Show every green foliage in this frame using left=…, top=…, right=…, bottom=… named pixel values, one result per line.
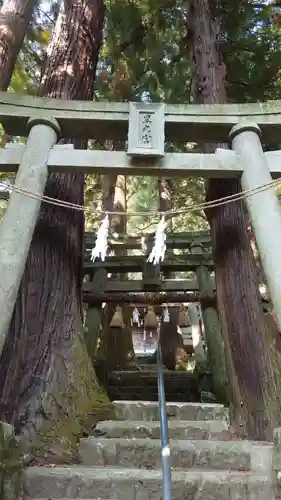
left=223, top=2, right=281, bottom=103
left=4, top=0, right=281, bottom=235
left=90, top=0, right=281, bottom=235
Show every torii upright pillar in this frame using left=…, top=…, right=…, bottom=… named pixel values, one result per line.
left=0, top=116, right=60, bottom=355
left=229, top=122, right=281, bottom=331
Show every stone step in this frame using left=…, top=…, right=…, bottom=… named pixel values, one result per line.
left=139, top=363, right=157, bottom=368
left=79, top=437, right=272, bottom=473
left=108, top=389, right=197, bottom=402
left=24, top=466, right=274, bottom=500
left=113, top=400, right=229, bottom=421
left=108, top=372, right=199, bottom=402
left=93, top=419, right=230, bottom=440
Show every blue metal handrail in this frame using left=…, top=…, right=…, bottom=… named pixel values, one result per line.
left=156, top=338, right=172, bottom=500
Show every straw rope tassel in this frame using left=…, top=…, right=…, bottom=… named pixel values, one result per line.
left=132, top=307, right=140, bottom=326
left=91, top=214, right=109, bottom=262
left=147, top=216, right=167, bottom=265
left=144, top=305, right=158, bottom=329
left=163, top=306, right=170, bottom=323
left=178, top=305, right=190, bottom=327
left=110, top=305, right=125, bottom=328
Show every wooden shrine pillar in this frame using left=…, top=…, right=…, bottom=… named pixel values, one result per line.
left=190, top=243, right=228, bottom=402
left=0, top=116, right=60, bottom=354
left=83, top=270, right=107, bottom=365
left=230, top=123, right=281, bottom=331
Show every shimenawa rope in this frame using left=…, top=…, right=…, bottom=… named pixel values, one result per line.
left=0, top=176, right=281, bottom=218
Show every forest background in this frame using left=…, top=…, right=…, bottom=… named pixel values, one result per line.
left=3, top=0, right=281, bottom=233
left=0, top=0, right=281, bottom=460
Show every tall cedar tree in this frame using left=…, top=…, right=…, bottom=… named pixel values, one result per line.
left=0, top=0, right=36, bottom=90
left=0, top=0, right=114, bottom=461
left=186, top=0, right=281, bottom=440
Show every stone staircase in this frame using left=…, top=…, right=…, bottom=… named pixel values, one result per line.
left=24, top=400, right=275, bottom=500
left=106, top=369, right=199, bottom=402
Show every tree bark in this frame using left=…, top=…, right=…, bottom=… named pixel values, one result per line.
left=0, top=0, right=36, bottom=90
left=83, top=174, right=117, bottom=368
left=103, top=173, right=136, bottom=371
left=186, top=0, right=281, bottom=440
left=0, top=0, right=115, bottom=463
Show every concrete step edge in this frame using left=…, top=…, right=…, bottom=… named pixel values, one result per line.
left=24, top=465, right=272, bottom=480
left=113, top=400, right=226, bottom=407
left=93, top=419, right=230, bottom=438
left=95, top=419, right=229, bottom=427
left=80, top=436, right=273, bottom=450
left=24, top=467, right=274, bottom=500
left=79, top=438, right=273, bottom=474
left=113, top=401, right=229, bottom=422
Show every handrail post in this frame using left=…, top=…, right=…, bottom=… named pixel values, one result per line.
left=156, top=322, right=172, bottom=500
left=190, top=243, right=228, bottom=402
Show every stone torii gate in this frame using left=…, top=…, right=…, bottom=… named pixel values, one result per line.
left=0, top=93, right=281, bottom=358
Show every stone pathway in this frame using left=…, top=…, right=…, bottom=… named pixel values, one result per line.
left=24, top=401, right=275, bottom=499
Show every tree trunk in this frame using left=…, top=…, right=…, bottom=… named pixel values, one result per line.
left=186, top=0, right=281, bottom=440
left=104, top=174, right=136, bottom=371
left=0, top=0, right=36, bottom=90
left=0, top=0, right=115, bottom=463
left=83, top=174, right=117, bottom=369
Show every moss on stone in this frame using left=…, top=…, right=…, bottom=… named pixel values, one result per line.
left=0, top=424, right=23, bottom=500
left=23, top=327, right=115, bottom=465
